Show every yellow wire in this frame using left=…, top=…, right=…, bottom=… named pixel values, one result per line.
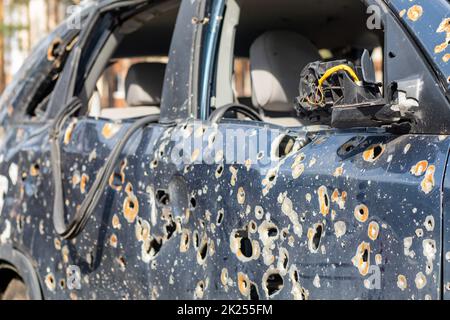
left=318, top=64, right=360, bottom=87
left=303, top=64, right=360, bottom=107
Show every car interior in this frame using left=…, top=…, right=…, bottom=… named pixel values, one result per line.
left=216, top=0, right=384, bottom=127
left=87, top=2, right=179, bottom=120
left=87, top=0, right=384, bottom=128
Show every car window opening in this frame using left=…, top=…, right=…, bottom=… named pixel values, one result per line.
left=215, top=0, right=385, bottom=128
left=85, top=4, right=180, bottom=121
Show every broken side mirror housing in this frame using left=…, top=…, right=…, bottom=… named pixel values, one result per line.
left=295, top=49, right=417, bottom=131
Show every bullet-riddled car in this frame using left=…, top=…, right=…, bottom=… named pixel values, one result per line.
left=0, top=0, right=450, bottom=300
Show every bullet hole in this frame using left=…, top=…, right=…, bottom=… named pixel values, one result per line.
left=156, top=190, right=170, bottom=206
left=258, top=221, right=279, bottom=245
left=194, top=280, right=205, bottom=299
left=318, top=186, right=329, bottom=216
left=407, top=5, right=423, bottom=22
left=221, top=268, right=229, bottom=289
left=388, top=51, right=396, bottom=58
left=45, top=273, right=56, bottom=291
left=150, top=159, right=158, bottom=169
left=231, top=228, right=260, bottom=262
left=80, top=173, right=89, bottom=194
left=372, top=145, right=383, bottom=158
left=47, top=38, right=62, bottom=61
left=135, top=218, right=150, bottom=242
left=248, top=220, right=257, bottom=233
left=415, top=272, right=427, bottom=289
left=281, top=252, right=289, bottom=269
left=421, top=165, right=436, bottom=194
left=354, top=204, right=369, bottom=223
left=424, top=215, right=435, bottom=232
left=190, top=196, right=197, bottom=209
left=410, top=160, right=428, bottom=176
left=268, top=226, right=278, bottom=237
left=237, top=187, right=246, bottom=205
left=123, top=194, right=139, bottom=223
left=309, top=223, right=323, bottom=252
left=209, top=132, right=217, bottom=145
left=180, top=230, right=190, bottom=253
left=397, top=274, right=407, bottom=291
left=193, top=231, right=200, bottom=250
left=338, top=136, right=365, bottom=156
left=291, top=269, right=299, bottom=283
left=331, top=189, right=347, bottom=210
left=352, top=242, right=371, bottom=276
left=216, top=209, right=224, bottom=225
left=363, top=144, right=385, bottom=162
left=109, top=160, right=126, bottom=191
left=30, top=163, right=40, bottom=177
left=143, top=237, right=162, bottom=260
left=59, top=279, right=66, bottom=289
left=263, top=271, right=284, bottom=298
left=362, top=247, right=368, bottom=263
left=238, top=272, right=251, bottom=297
left=240, top=237, right=253, bottom=258
left=255, top=206, right=264, bottom=220
left=165, top=219, right=177, bottom=240
left=249, top=283, right=260, bottom=300
left=197, top=237, right=209, bottom=264
left=64, top=120, right=77, bottom=145
left=110, top=234, right=118, bottom=248
left=125, top=182, right=133, bottom=195
left=117, top=256, right=127, bottom=271
left=215, top=165, right=224, bottom=178
left=368, top=221, right=379, bottom=241
left=272, top=134, right=295, bottom=159
left=112, top=214, right=122, bottom=230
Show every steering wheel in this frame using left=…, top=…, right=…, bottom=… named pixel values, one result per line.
left=208, top=103, right=263, bottom=123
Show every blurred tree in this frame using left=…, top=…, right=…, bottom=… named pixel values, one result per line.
left=0, top=0, right=82, bottom=92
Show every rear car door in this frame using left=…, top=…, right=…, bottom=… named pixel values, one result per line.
left=44, top=0, right=208, bottom=300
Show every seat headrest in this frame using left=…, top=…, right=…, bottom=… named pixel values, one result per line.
left=125, top=62, right=166, bottom=107
left=250, top=31, right=320, bottom=112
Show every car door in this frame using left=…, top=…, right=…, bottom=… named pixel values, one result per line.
left=161, top=0, right=449, bottom=300
left=41, top=0, right=209, bottom=300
